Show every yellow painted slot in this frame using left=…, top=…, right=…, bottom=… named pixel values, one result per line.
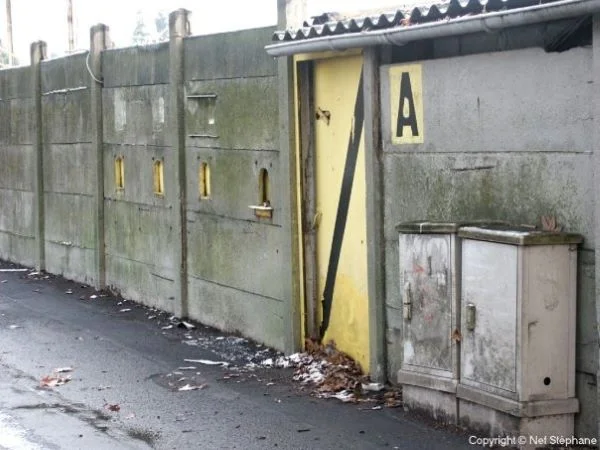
left=153, top=159, right=164, bottom=196
left=114, top=156, right=124, bottom=190
left=199, top=161, right=211, bottom=199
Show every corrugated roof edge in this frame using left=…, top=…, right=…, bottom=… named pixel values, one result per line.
left=267, top=0, right=599, bottom=56
left=273, top=0, right=568, bottom=42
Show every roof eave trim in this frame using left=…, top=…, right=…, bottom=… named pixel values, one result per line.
left=265, top=0, right=600, bottom=57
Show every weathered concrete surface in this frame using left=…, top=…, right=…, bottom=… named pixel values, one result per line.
left=184, top=27, right=276, bottom=80
left=186, top=149, right=281, bottom=223
left=103, top=86, right=169, bottom=147
left=40, top=52, right=90, bottom=92
left=187, top=213, right=283, bottom=301
left=0, top=66, right=31, bottom=99
left=187, top=276, right=285, bottom=350
left=381, top=46, right=596, bottom=435
left=0, top=99, right=34, bottom=144
left=40, top=54, right=94, bottom=283
left=383, top=48, right=592, bottom=155
left=0, top=25, right=284, bottom=360
left=42, top=89, right=91, bottom=143
left=105, top=252, right=176, bottom=314
left=103, top=145, right=176, bottom=205
left=103, top=43, right=169, bottom=87
left=185, top=77, right=278, bottom=151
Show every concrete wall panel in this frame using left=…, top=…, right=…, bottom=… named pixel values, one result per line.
left=0, top=66, right=31, bottom=100
left=103, top=44, right=169, bottom=87
left=184, top=27, right=276, bottom=80
left=45, top=242, right=96, bottom=285
left=0, top=190, right=34, bottom=236
left=382, top=47, right=592, bottom=154
left=0, top=233, right=35, bottom=267
left=575, top=371, right=598, bottom=438
left=44, top=192, right=94, bottom=249
left=188, top=277, right=284, bottom=350
left=185, top=77, right=278, bottom=151
left=103, top=86, right=169, bottom=146
left=383, top=152, right=594, bottom=247
left=187, top=213, right=283, bottom=301
left=42, top=89, right=91, bottom=143
left=576, top=251, right=597, bottom=375
left=0, top=99, right=35, bottom=145
left=104, top=200, right=176, bottom=269
left=41, top=53, right=90, bottom=92
left=104, top=144, right=175, bottom=207
left=0, top=145, right=34, bottom=191
left=44, top=144, right=94, bottom=195
left=105, top=254, right=176, bottom=313
left=186, top=148, right=280, bottom=224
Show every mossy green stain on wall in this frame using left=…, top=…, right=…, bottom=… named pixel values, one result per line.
left=386, top=153, right=589, bottom=243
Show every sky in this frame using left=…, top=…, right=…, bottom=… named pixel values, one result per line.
left=1, top=0, right=414, bottom=64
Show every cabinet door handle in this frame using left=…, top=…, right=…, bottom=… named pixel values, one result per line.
left=403, top=281, right=412, bottom=321
left=466, top=303, right=476, bottom=331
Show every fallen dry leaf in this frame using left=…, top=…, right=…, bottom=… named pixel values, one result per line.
left=40, top=374, right=71, bottom=388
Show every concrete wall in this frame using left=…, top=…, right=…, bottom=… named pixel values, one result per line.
left=0, top=25, right=284, bottom=350
left=102, top=42, right=175, bottom=312
left=41, top=53, right=94, bottom=283
left=183, top=28, right=285, bottom=349
left=0, top=66, right=35, bottom=266
left=380, top=46, right=596, bottom=436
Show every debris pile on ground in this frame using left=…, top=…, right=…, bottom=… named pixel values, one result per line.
left=247, top=339, right=402, bottom=407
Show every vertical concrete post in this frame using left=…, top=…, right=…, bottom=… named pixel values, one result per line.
left=593, top=15, right=600, bottom=444
left=277, top=0, right=305, bottom=353
left=363, top=47, right=386, bottom=382
left=169, top=9, right=191, bottom=318
left=31, top=41, right=46, bottom=272
left=90, top=24, right=110, bottom=289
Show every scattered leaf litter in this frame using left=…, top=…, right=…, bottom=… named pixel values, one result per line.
left=104, top=403, right=121, bottom=412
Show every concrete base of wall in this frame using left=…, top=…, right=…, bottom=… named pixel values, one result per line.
left=458, top=398, right=575, bottom=450
left=402, top=385, right=458, bottom=425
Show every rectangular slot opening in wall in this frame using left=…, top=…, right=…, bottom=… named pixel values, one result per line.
left=153, top=159, right=164, bottom=196
left=199, top=161, right=211, bottom=199
left=249, top=167, right=273, bottom=219
left=115, top=156, right=124, bottom=190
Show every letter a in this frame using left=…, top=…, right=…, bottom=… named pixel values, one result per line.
left=396, top=72, right=419, bottom=138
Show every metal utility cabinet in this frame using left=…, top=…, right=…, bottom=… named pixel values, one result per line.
left=457, top=225, right=582, bottom=439
left=396, top=222, right=462, bottom=423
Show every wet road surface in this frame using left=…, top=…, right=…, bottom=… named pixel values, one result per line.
left=0, top=262, right=473, bottom=449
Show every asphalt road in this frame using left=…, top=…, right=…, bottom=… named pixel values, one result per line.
left=0, top=261, right=474, bottom=450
